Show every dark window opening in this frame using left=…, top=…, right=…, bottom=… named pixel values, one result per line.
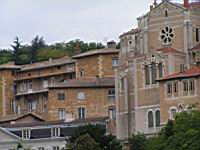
left=156, top=110, right=160, bottom=127
left=57, top=66, right=61, bottom=69
left=196, top=28, right=199, bottom=42
left=145, top=65, right=150, bottom=85
left=151, top=62, right=157, bottom=84
left=158, top=63, right=163, bottom=78
left=148, top=111, right=154, bottom=128
left=165, top=10, right=168, bottom=17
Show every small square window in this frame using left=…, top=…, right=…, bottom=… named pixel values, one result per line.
left=51, top=128, right=60, bottom=137
left=22, top=129, right=31, bottom=139
left=58, top=93, right=65, bottom=101
left=28, top=101, right=37, bottom=110
left=108, top=89, right=115, bottom=100
left=112, top=58, right=118, bottom=67
left=78, top=92, right=85, bottom=100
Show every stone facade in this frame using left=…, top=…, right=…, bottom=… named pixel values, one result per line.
left=73, top=48, right=119, bottom=78
left=0, top=48, right=118, bottom=125
left=47, top=84, right=115, bottom=121
left=47, top=48, right=118, bottom=122
left=0, top=58, right=76, bottom=120
left=116, top=0, right=200, bottom=141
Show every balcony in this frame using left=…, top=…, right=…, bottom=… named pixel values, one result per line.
left=16, top=88, right=48, bottom=96
left=15, top=67, right=76, bottom=81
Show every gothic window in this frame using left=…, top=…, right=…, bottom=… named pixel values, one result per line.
left=151, top=62, right=157, bottom=84
left=160, top=26, right=175, bottom=45
left=155, top=110, right=160, bottom=127
left=170, top=108, right=177, bottom=120
left=148, top=111, right=154, bottom=128
left=196, top=27, right=199, bottom=42
left=144, top=62, right=163, bottom=86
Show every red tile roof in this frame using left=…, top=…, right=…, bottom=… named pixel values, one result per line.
left=156, top=47, right=185, bottom=54
left=158, top=66, right=200, bottom=81
left=190, top=43, right=200, bottom=51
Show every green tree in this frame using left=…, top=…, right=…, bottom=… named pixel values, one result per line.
left=129, top=132, right=147, bottom=150
left=66, top=124, right=122, bottom=150
left=30, top=36, right=46, bottom=63
left=66, top=134, right=102, bottom=150
left=0, top=49, right=14, bottom=64
left=146, top=110, right=200, bottom=150
left=17, top=142, right=23, bottom=148
left=11, top=36, right=22, bottom=65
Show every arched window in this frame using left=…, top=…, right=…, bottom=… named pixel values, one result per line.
left=148, top=111, right=154, bottom=128
left=144, top=62, right=163, bottom=85
left=151, top=62, right=157, bottom=84
left=155, top=110, right=160, bottom=127
left=145, top=65, right=150, bottom=85
left=170, top=108, right=176, bottom=120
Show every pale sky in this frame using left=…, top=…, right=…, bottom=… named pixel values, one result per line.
left=0, top=0, right=154, bottom=48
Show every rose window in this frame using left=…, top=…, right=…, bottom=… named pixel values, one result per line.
left=160, top=27, right=175, bottom=45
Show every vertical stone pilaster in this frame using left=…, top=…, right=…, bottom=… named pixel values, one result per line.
left=2, top=78, right=6, bottom=117
left=183, top=16, right=192, bottom=67
left=98, top=55, right=103, bottom=77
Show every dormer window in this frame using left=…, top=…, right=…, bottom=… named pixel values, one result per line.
left=22, top=129, right=31, bottom=139
left=51, top=128, right=60, bottom=137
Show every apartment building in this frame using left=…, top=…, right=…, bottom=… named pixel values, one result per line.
left=0, top=57, right=76, bottom=120
left=47, top=47, right=118, bottom=124
left=116, top=0, right=200, bottom=141
left=0, top=44, right=119, bottom=125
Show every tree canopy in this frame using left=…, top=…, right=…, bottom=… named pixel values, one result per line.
left=65, top=124, right=122, bottom=150
left=129, top=110, right=200, bottom=150
left=0, top=37, right=107, bottom=65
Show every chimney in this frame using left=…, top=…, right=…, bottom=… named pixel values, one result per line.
left=107, top=41, right=116, bottom=48
left=184, top=0, right=189, bottom=8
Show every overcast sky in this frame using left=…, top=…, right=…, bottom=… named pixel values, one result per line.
left=0, top=0, right=154, bottom=48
